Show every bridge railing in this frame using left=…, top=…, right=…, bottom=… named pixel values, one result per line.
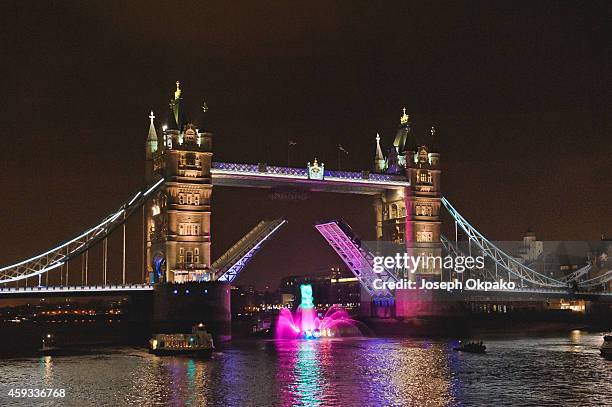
left=575, top=269, right=612, bottom=288
left=213, top=218, right=287, bottom=282
left=0, top=284, right=153, bottom=293
left=0, top=178, right=165, bottom=285
left=211, top=162, right=408, bottom=183
left=441, top=197, right=570, bottom=288
left=315, top=220, right=398, bottom=298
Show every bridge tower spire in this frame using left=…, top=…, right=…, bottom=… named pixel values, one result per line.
left=373, top=133, right=386, bottom=172
left=146, top=110, right=158, bottom=158
left=393, top=107, right=411, bottom=168
left=145, top=82, right=214, bottom=283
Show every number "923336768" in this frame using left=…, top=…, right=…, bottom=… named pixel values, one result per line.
left=7, top=388, right=66, bottom=398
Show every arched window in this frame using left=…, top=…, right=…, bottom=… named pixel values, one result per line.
left=390, top=204, right=398, bottom=218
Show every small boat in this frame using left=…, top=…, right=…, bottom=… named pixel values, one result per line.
left=38, top=333, right=63, bottom=356
left=453, top=341, right=486, bottom=354
left=149, top=323, right=214, bottom=357
left=601, top=335, right=612, bottom=359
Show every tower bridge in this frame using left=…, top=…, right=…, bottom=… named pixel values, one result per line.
left=1, top=82, right=610, bottom=333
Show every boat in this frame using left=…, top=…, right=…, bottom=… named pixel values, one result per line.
left=601, top=335, right=612, bottom=359
left=149, top=323, right=214, bottom=357
left=38, top=333, right=64, bottom=356
left=453, top=340, right=486, bottom=354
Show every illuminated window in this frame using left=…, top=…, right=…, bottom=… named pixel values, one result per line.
left=416, top=231, right=433, bottom=242
left=180, top=154, right=186, bottom=165
left=178, top=193, right=200, bottom=206
left=186, top=251, right=193, bottom=263
left=179, top=248, right=184, bottom=264
left=390, top=204, right=398, bottom=218
left=418, top=171, right=431, bottom=183
left=194, top=248, right=200, bottom=264
left=178, top=223, right=200, bottom=236
left=416, top=205, right=432, bottom=216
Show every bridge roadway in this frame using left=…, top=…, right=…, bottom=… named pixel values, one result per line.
left=1, top=284, right=610, bottom=302
left=439, top=287, right=612, bottom=302
left=210, top=162, right=410, bottom=194
left=0, top=284, right=153, bottom=298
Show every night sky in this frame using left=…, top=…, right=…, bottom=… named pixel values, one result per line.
left=1, top=1, right=610, bottom=289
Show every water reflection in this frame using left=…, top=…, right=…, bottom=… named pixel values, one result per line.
left=275, top=339, right=456, bottom=407
left=276, top=340, right=338, bottom=406
left=1, top=334, right=610, bottom=406
left=39, top=356, right=53, bottom=383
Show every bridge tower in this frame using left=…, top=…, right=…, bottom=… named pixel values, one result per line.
left=404, top=124, right=442, bottom=278
left=369, top=110, right=443, bottom=319
left=145, top=82, right=213, bottom=283
left=374, top=110, right=442, bottom=275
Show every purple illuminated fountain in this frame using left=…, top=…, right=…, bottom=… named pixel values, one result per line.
left=275, top=284, right=362, bottom=339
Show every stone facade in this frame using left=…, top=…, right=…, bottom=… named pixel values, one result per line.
left=145, top=83, right=213, bottom=283
left=373, top=111, right=442, bottom=277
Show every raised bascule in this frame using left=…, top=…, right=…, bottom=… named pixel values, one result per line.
left=0, top=82, right=610, bottom=336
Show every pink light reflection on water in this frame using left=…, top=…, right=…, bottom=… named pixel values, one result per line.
left=275, top=305, right=361, bottom=339
left=275, top=338, right=340, bottom=407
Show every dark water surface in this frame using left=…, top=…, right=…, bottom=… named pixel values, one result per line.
left=0, top=332, right=610, bottom=406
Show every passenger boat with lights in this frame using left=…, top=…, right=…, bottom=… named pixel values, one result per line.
left=601, top=335, right=612, bottom=359
left=149, top=323, right=214, bottom=357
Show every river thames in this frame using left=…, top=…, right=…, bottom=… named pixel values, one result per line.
left=0, top=332, right=609, bottom=406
